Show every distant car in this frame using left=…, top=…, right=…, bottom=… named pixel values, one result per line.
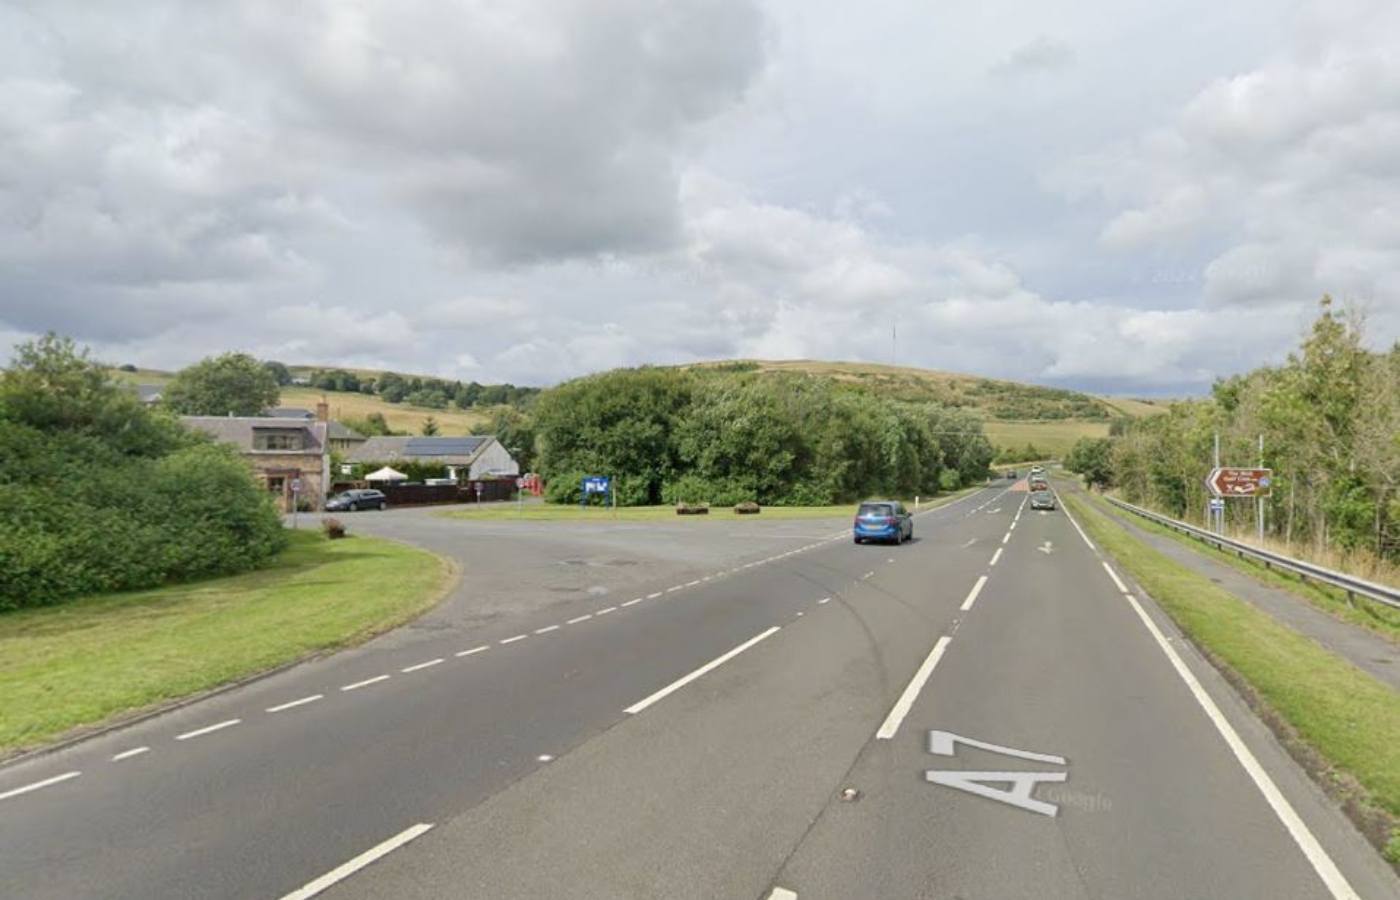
left=1029, top=475, right=1049, bottom=491
left=1004, top=469, right=1017, bottom=479
left=1030, top=489, right=1056, bottom=510
left=854, top=500, right=913, bottom=544
left=325, top=489, right=388, bottom=512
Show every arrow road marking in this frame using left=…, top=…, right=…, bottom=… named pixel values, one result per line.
left=1037, top=541, right=1053, bottom=555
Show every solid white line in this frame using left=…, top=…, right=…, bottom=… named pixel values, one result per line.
left=533, top=625, right=560, bottom=635
left=0, top=770, right=81, bottom=801
left=596, top=606, right=617, bottom=615
left=175, top=718, right=240, bottom=741
left=767, top=888, right=798, bottom=900
left=876, top=636, right=952, bottom=740
left=112, top=746, right=150, bottom=762
left=455, top=645, right=489, bottom=657
left=1001, top=532, right=1011, bottom=544
left=960, top=575, right=988, bottom=612
left=278, top=822, right=435, bottom=900
left=1102, top=562, right=1129, bottom=594
left=566, top=614, right=593, bottom=624
left=341, top=674, right=390, bottom=691
left=621, top=598, right=643, bottom=607
left=989, top=548, right=1003, bottom=567
left=1120, top=594, right=1360, bottom=900
left=647, top=591, right=664, bottom=599
left=267, top=694, right=323, bottom=713
left=625, top=626, right=781, bottom=715
left=401, top=658, right=444, bottom=673
left=1058, top=494, right=1097, bottom=550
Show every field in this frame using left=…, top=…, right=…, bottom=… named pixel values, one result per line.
left=279, top=387, right=495, bottom=435
left=983, top=419, right=1110, bottom=457
left=0, top=531, right=451, bottom=756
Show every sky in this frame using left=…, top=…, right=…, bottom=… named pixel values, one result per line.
left=1, top=0, right=1397, bottom=394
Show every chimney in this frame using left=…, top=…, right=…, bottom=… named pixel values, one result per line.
left=316, top=397, right=329, bottom=422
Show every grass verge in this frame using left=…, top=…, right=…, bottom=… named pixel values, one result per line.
left=0, top=530, right=452, bottom=757
left=1063, top=492, right=1400, bottom=865
left=1089, top=492, right=1400, bottom=643
left=440, top=488, right=979, bottom=523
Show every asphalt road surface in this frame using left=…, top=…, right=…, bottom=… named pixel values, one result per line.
left=2, top=486, right=1396, bottom=899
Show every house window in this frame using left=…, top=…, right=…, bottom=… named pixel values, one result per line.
left=254, top=430, right=303, bottom=451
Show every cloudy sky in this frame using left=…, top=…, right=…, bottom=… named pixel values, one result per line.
left=2, top=0, right=1397, bottom=394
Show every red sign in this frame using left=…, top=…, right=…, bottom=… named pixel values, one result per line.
left=1206, top=467, right=1273, bottom=498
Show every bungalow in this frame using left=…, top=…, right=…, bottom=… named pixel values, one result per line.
left=346, top=435, right=519, bottom=481
left=182, top=414, right=331, bottom=512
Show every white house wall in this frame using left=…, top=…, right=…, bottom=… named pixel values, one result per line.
left=468, top=440, right=520, bottom=479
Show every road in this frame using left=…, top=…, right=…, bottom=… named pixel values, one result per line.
left=1, top=485, right=1395, bottom=899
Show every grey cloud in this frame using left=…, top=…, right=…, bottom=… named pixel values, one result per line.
left=990, top=36, right=1076, bottom=77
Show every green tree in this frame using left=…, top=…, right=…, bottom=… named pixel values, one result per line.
left=1066, top=437, right=1114, bottom=488
left=421, top=416, right=440, bottom=436
left=262, top=360, right=293, bottom=386
left=165, top=352, right=280, bottom=416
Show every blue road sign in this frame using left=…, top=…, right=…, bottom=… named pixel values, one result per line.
left=582, top=475, right=611, bottom=495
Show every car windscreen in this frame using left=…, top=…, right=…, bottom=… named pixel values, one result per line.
left=858, top=503, right=894, bottom=517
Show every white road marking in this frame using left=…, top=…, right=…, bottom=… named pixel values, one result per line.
left=767, top=888, right=798, bottom=900
left=401, top=658, right=444, bottom=673
left=625, top=626, right=781, bottom=715
left=876, top=636, right=952, bottom=740
left=278, top=822, right=435, bottom=900
left=1102, top=562, right=1129, bottom=594
left=818, top=597, right=831, bottom=604
left=1001, top=532, right=1011, bottom=544
left=685, top=580, right=702, bottom=587
left=537, top=754, right=554, bottom=763
left=886, top=557, right=896, bottom=563
left=621, top=598, right=643, bottom=607
left=112, top=746, right=150, bottom=762
left=666, top=586, right=683, bottom=593
left=989, top=548, right=1003, bottom=567
left=1009, top=521, right=1016, bottom=531
left=1121, top=593, right=1360, bottom=900
left=267, top=694, right=323, bottom=713
left=596, top=606, right=617, bottom=615
left=341, top=674, right=390, bottom=691
left=1038, top=541, right=1054, bottom=555
left=959, top=538, right=976, bottom=549
left=0, top=770, right=81, bottom=801
left=647, top=591, right=664, bottom=599
left=499, top=633, right=529, bottom=645
left=566, top=614, right=593, bottom=624
left=175, top=718, right=241, bottom=741
left=1058, top=495, right=1097, bottom=550
left=533, top=625, right=560, bottom=635
left=862, top=571, right=874, bottom=580
left=960, top=575, right=988, bottom=611
left=455, top=645, right=489, bottom=657
left=701, top=576, right=712, bottom=582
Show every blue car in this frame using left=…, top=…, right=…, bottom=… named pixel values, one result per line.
left=853, top=500, right=913, bottom=544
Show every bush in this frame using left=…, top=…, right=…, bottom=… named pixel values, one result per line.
left=322, top=518, right=347, bottom=539
left=734, top=500, right=761, bottom=515
left=938, top=469, right=962, bottom=491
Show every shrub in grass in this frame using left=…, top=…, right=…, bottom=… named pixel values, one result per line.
left=322, top=518, right=347, bottom=539
left=734, top=501, right=761, bottom=514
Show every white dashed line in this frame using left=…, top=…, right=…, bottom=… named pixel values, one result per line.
left=596, top=606, right=617, bottom=615
left=767, top=888, right=798, bottom=900
left=537, top=754, right=554, bottom=763
left=960, top=575, right=989, bottom=611
left=533, top=625, right=560, bottom=635
left=1002, top=532, right=1011, bottom=544
left=175, top=719, right=241, bottom=741
left=401, top=658, right=444, bottom=673
left=566, top=614, right=593, bottom=624
left=267, top=694, right=323, bottom=713
left=621, top=598, right=643, bottom=607
left=701, top=576, right=712, bottom=582
left=818, top=597, right=831, bottom=604
left=861, top=571, right=874, bottom=580
left=500, top=634, right=528, bottom=645
left=112, top=746, right=149, bottom=762
left=1102, top=562, right=1129, bottom=594
left=625, top=626, right=782, bottom=715
left=876, top=636, right=952, bottom=740
left=989, top=548, right=1003, bottom=567
left=666, top=586, right=683, bottom=593
left=341, top=675, right=390, bottom=692
left=455, top=645, right=489, bottom=657
left=647, top=591, right=664, bottom=599
left=0, top=771, right=81, bottom=801
left=279, top=823, right=435, bottom=900
left=685, top=580, right=702, bottom=587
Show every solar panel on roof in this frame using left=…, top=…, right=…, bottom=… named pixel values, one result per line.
left=403, top=437, right=485, bottom=457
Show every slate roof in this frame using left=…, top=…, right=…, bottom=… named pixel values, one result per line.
left=181, top=417, right=327, bottom=454
left=347, top=435, right=493, bottom=464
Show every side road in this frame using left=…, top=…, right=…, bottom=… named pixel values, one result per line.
left=1066, top=483, right=1400, bottom=693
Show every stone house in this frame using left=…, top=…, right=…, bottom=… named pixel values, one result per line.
left=182, top=411, right=332, bottom=512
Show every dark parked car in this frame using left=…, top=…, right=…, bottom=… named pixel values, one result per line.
left=853, top=500, right=913, bottom=544
left=325, top=489, right=388, bottom=512
left=1030, top=489, right=1056, bottom=511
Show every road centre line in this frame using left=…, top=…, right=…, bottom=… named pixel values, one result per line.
left=267, top=694, right=323, bottom=713
left=566, top=614, right=593, bottom=625
left=500, top=634, right=528, bottom=645
left=278, top=822, right=436, bottom=900
left=622, top=598, right=644, bottom=607
left=401, top=658, right=444, bottom=673
left=1102, top=562, right=1129, bottom=594
left=341, top=675, right=390, bottom=691
left=685, top=580, right=702, bottom=587
left=818, top=597, right=831, bottom=604
left=111, top=747, right=150, bottom=762
left=596, top=606, right=617, bottom=615
left=1120, top=593, right=1359, bottom=900
left=876, top=636, right=952, bottom=740
left=1002, top=532, right=1011, bottom=544
left=533, top=625, right=560, bottom=635
left=666, top=586, right=683, bottom=593
left=175, top=719, right=240, bottom=741
left=0, top=771, right=81, bottom=801
left=625, top=626, right=782, bottom=715
left=455, top=645, right=489, bottom=657
left=647, top=591, right=664, bottom=599
left=989, top=548, right=1003, bottom=567
left=767, top=888, right=798, bottom=900
left=960, top=576, right=988, bottom=611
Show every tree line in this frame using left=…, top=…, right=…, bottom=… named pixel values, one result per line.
left=1066, top=298, right=1399, bottom=561
left=294, top=367, right=538, bottom=411
left=527, top=366, right=994, bottom=506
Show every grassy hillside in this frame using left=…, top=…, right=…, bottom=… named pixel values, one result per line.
left=983, top=420, right=1110, bottom=458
